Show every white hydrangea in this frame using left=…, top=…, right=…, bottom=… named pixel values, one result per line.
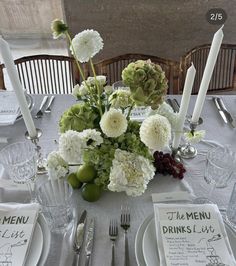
left=100, top=109, right=128, bottom=138
left=108, top=149, right=155, bottom=196
left=46, top=151, right=69, bottom=180
left=79, top=129, right=103, bottom=148
left=59, top=130, right=85, bottom=163
left=184, top=130, right=206, bottom=144
left=140, top=114, right=171, bottom=151
left=71, top=29, right=104, bottom=63
left=149, top=102, right=178, bottom=130
left=109, top=89, right=132, bottom=109
left=87, top=75, right=106, bottom=86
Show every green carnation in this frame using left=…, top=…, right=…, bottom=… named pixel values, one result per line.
left=59, top=103, right=99, bottom=133
left=122, top=60, right=168, bottom=109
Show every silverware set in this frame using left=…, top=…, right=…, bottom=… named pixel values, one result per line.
left=109, top=206, right=131, bottom=266
left=73, top=210, right=95, bottom=266
left=35, top=96, right=55, bottom=119
left=213, top=97, right=236, bottom=128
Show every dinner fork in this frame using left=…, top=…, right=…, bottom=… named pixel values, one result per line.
left=35, top=96, right=48, bottom=119
left=120, top=206, right=130, bottom=266
left=109, top=219, right=118, bottom=266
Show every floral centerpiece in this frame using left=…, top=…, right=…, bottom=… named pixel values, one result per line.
left=47, top=19, right=185, bottom=202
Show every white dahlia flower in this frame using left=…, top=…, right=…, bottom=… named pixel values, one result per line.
left=140, top=114, right=171, bottom=150
left=100, top=109, right=127, bottom=138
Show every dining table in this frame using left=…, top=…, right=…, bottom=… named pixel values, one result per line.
left=0, top=94, right=236, bottom=266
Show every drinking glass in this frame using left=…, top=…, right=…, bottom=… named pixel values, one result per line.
left=0, top=141, right=37, bottom=201
left=36, top=179, right=73, bottom=232
left=226, top=182, right=236, bottom=230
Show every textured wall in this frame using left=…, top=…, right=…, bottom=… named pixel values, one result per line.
left=0, top=0, right=63, bottom=38
left=63, top=0, right=236, bottom=61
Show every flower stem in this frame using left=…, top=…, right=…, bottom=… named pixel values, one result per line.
left=126, top=102, right=135, bottom=119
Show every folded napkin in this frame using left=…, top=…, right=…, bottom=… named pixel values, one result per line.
left=0, top=202, right=40, bottom=266
left=0, top=91, right=20, bottom=125
left=153, top=203, right=236, bottom=266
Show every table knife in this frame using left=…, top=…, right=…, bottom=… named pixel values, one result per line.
left=73, top=210, right=87, bottom=265
left=166, top=99, right=177, bottom=112
left=85, top=218, right=95, bottom=266
left=213, top=97, right=228, bottom=124
left=217, top=97, right=236, bottom=128
left=172, top=98, right=180, bottom=112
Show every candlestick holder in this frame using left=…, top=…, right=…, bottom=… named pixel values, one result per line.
left=25, top=128, right=47, bottom=175
left=170, top=146, right=182, bottom=163
left=178, top=118, right=203, bottom=159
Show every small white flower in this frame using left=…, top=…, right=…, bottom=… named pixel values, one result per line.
left=100, top=109, right=128, bottom=138
left=149, top=101, right=178, bottom=130
left=184, top=130, right=206, bottom=144
left=109, top=89, right=132, bottom=109
left=140, top=114, right=171, bottom=151
left=59, top=130, right=85, bottom=163
left=108, top=149, right=155, bottom=196
left=87, top=75, right=106, bottom=86
left=71, top=29, right=104, bottom=63
left=79, top=129, right=103, bottom=148
left=104, top=85, right=113, bottom=95
left=72, top=84, right=80, bottom=98
left=46, top=151, right=69, bottom=180
left=51, top=19, right=68, bottom=39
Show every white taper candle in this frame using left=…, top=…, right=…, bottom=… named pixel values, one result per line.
left=0, top=38, right=37, bottom=137
left=191, top=25, right=224, bottom=123
left=172, top=63, right=196, bottom=149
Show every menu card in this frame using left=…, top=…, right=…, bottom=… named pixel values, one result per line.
left=0, top=209, right=38, bottom=266
left=154, top=203, right=236, bottom=266
left=0, top=91, right=19, bottom=125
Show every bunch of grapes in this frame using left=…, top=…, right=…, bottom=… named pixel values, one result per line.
left=153, top=151, right=186, bottom=179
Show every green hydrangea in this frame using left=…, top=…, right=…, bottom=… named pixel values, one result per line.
left=59, top=103, right=99, bottom=133
left=122, top=60, right=168, bottom=109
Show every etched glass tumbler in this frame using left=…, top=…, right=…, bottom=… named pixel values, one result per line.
left=0, top=141, right=37, bottom=200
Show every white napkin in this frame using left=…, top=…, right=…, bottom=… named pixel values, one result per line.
left=0, top=202, right=40, bottom=212
left=0, top=91, right=20, bottom=125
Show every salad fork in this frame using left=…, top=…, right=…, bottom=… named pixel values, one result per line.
left=120, top=206, right=130, bottom=266
left=109, top=219, right=118, bottom=266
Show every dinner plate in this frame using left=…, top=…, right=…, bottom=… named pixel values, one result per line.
left=25, top=222, right=43, bottom=266
left=141, top=215, right=236, bottom=266
left=15, top=94, right=34, bottom=122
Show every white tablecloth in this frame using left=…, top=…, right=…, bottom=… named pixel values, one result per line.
left=0, top=95, right=236, bottom=265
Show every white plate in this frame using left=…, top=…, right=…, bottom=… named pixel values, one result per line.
left=135, top=214, right=153, bottom=266
left=25, top=222, right=43, bottom=266
left=38, top=214, right=51, bottom=266
left=141, top=215, right=236, bottom=266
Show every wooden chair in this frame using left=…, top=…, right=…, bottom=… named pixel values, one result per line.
left=180, top=44, right=236, bottom=94
left=0, top=54, right=81, bottom=94
left=93, top=54, right=180, bottom=94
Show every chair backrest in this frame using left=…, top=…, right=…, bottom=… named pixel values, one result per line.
left=180, top=44, right=236, bottom=94
left=0, top=54, right=81, bottom=94
left=93, top=54, right=180, bottom=94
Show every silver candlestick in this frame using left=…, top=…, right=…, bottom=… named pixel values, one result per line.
left=25, top=128, right=47, bottom=175
left=178, top=118, right=203, bottom=159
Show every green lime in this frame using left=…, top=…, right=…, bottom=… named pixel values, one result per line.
left=67, top=173, right=82, bottom=189
left=81, top=183, right=102, bottom=202
left=76, top=164, right=97, bottom=183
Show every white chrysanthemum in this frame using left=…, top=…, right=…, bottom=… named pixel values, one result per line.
left=108, top=149, right=155, bottom=196
left=140, top=114, right=171, bottom=150
left=46, top=151, right=69, bottom=180
left=109, top=89, right=132, bottom=109
left=59, top=130, right=85, bottom=163
left=87, top=75, right=106, bottom=86
left=149, top=102, right=178, bottom=130
left=71, top=29, right=104, bottom=63
left=100, top=109, right=128, bottom=138
left=51, top=19, right=68, bottom=39
left=184, top=130, right=206, bottom=144
left=79, top=129, right=103, bottom=148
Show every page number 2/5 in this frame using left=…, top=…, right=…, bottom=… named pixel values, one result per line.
left=206, top=8, right=227, bottom=25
